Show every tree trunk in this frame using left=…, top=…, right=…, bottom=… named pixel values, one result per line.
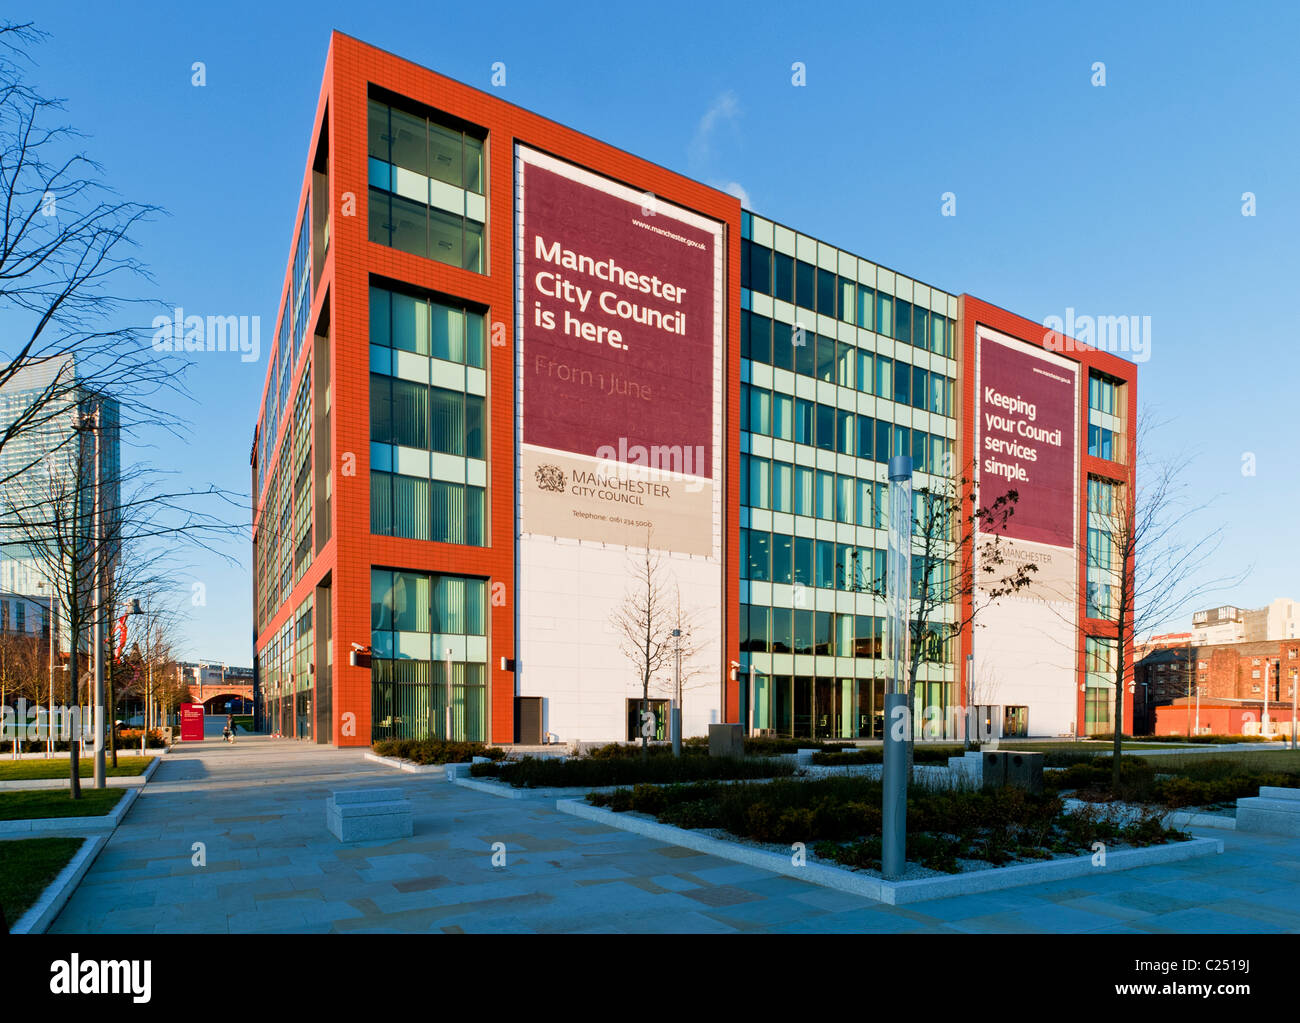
left=107, top=653, right=117, bottom=768
left=1111, top=603, right=1126, bottom=792
left=68, top=613, right=82, bottom=800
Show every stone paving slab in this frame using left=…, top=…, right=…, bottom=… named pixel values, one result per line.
left=44, top=734, right=1300, bottom=934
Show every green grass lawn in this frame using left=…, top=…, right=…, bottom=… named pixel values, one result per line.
left=0, top=757, right=153, bottom=782
left=999, top=740, right=1194, bottom=752
left=0, top=836, right=84, bottom=926
left=1135, top=748, right=1300, bottom=774
left=0, top=788, right=124, bottom=821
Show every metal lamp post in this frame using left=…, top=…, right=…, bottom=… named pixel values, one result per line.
left=882, top=454, right=913, bottom=880
left=75, top=405, right=108, bottom=790
left=671, top=628, right=682, bottom=756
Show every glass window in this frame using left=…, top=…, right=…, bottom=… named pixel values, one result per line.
left=773, top=393, right=793, bottom=440
left=893, top=425, right=910, bottom=459
left=773, top=252, right=794, bottom=303
left=912, top=365, right=927, bottom=410
left=389, top=193, right=430, bottom=260
left=876, top=293, right=893, bottom=338
left=796, top=261, right=816, bottom=310
left=748, top=312, right=772, bottom=364
left=772, top=461, right=793, bottom=513
left=794, top=609, right=815, bottom=655
left=839, top=278, right=856, bottom=324
left=858, top=286, right=875, bottom=332
left=773, top=534, right=793, bottom=584
left=393, top=378, right=430, bottom=449
left=815, top=403, right=835, bottom=451
left=836, top=475, right=854, bottom=523
left=816, top=470, right=835, bottom=519
left=930, top=312, right=946, bottom=355
left=817, top=268, right=836, bottom=316
left=749, top=386, right=772, bottom=435
left=370, top=374, right=394, bottom=444
left=392, top=291, right=430, bottom=355
left=794, top=466, right=814, bottom=516
left=750, top=243, right=772, bottom=293
left=836, top=341, right=855, bottom=388
left=875, top=420, right=891, bottom=464
left=894, top=299, right=912, bottom=344
left=749, top=531, right=771, bottom=581
left=893, top=362, right=910, bottom=405
left=816, top=540, right=835, bottom=589
left=857, top=349, right=873, bottom=394
left=836, top=409, right=854, bottom=455
left=912, top=302, right=928, bottom=349
left=466, top=394, right=484, bottom=460
left=772, top=607, right=792, bottom=654
left=795, top=323, right=815, bottom=376
left=431, top=387, right=464, bottom=456
left=466, top=312, right=485, bottom=369
left=794, top=536, right=814, bottom=588
left=370, top=286, right=391, bottom=348
left=857, top=415, right=874, bottom=460
left=856, top=479, right=873, bottom=526
left=816, top=335, right=836, bottom=382
left=773, top=318, right=795, bottom=371
left=795, top=398, right=814, bottom=446
left=874, top=356, right=892, bottom=399
left=389, top=108, right=430, bottom=177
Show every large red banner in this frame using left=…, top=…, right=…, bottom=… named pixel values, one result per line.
left=521, top=158, right=716, bottom=478
left=978, top=335, right=1077, bottom=548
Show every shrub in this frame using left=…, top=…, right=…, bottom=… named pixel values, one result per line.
left=471, top=754, right=794, bottom=788
left=372, top=739, right=505, bottom=765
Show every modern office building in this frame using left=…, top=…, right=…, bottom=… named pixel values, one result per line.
left=0, top=356, right=120, bottom=638
left=251, top=32, right=1138, bottom=746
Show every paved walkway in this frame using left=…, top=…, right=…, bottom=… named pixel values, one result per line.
left=48, top=735, right=1300, bottom=933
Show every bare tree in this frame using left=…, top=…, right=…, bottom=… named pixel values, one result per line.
left=613, top=532, right=675, bottom=760
left=1083, top=411, right=1246, bottom=789
left=867, top=459, right=1037, bottom=770
left=652, top=584, right=708, bottom=751
left=0, top=21, right=182, bottom=484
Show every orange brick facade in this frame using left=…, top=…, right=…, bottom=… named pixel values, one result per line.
left=252, top=33, right=741, bottom=746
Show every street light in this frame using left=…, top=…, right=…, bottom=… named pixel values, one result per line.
left=74, top=404, right=108, bottom=790
left=125, top=600, right=146, bottom=754
left=882, top=454, right=912, bottom=880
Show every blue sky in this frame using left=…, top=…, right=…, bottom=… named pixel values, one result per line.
left=11, top=0, right=1298, bottom=662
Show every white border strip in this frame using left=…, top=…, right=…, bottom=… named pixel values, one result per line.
left=9, top=834, right=107, bottom=934
left=557, top=799, right=1222, bottom=905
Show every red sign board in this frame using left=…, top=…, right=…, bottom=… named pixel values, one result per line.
left=180, top=704, right=204, bottom=742
left=521, top=155, right=717, bottom=476
left=977, top=334, right=1077, bottom=549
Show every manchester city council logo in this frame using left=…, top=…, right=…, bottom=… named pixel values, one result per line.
left=535, top=464, right=566, bottom=492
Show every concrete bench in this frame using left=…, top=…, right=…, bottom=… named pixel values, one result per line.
left=326, top=787, right=412, bottom=842
left=1236, top=793, right=1300, bottom=836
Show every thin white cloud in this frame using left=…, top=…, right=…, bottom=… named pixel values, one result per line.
left=721, top=181, right=751, bottom=210
left=689, top=90, right=740, bottom=172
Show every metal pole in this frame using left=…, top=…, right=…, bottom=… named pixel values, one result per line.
left=1263, top=660, right=1270, bottom=738
left=92, top=409, right=106, bottom=789
left=671, top=628, right=682, bottom=756
left=48, top=595, right=55, bottom=759
left=882, top=455, right=912, bottom=881
left=1291, top=667, right=1297, bottom=750
left=1195, top=683, right=1200, bottom=736
left=747, top=664, right=755, bottom=738
left=444, top=647, right=453, bottom=742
